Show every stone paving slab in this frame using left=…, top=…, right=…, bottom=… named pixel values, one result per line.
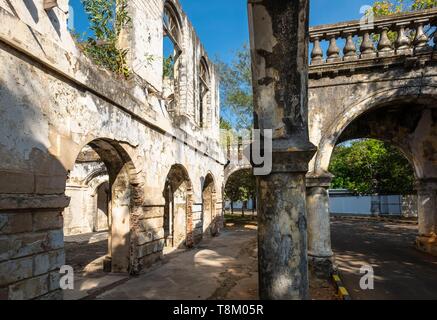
left=64, top=273, right=128, bottom=300
left=95, top=227, right=258, bottom=300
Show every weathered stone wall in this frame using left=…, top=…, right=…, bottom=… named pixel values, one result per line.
left=0, top=0, right=224, bottom=300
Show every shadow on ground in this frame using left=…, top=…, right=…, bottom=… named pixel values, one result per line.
left=331, top=217, right=437, bottom=300
left=63, top=216, right=338, bottom=300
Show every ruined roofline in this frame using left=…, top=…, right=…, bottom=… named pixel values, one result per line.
left=169, top=0, right=212, bottom=67
left=309, top=7, right=437, bottom=37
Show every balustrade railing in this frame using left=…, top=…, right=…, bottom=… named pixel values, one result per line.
left=309, top=8, right=437, bottom=66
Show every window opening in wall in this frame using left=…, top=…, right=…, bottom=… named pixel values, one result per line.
left=163, top=3, right=182, bottom=111
left=198, top=58, right=210, bottom=127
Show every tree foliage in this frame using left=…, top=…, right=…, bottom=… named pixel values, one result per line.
left=163, top=56, right=175, bottom=79
left=225, top=169, right=256, bottom=214
left=367, top=0, right=437, bottom=44
left=329, top=139, right=415, bottom=195
left=372, top=0, right=436, bottom=16
left=216, top=44, right=253, bottom=130
left=79, top=0, right=131, bottom=78
left=220, top=117, right=233, bottom=131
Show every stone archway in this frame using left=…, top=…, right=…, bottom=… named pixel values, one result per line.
left=67, top=138, right=142, bottom=274
left=163, top=164, right=194, bottom=249
left=312, top=94, right=437, bottom=175
left=307, top=98, right=437, bottom=275
left=224, top=168, right=256, bottom=217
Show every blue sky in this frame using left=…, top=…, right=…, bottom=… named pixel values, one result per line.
left=69, top=0, right=376, bottom=62
left=179, top=0, right=373, bottom=62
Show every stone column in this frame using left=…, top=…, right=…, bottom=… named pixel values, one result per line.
left=416, top=179, right=437, bottom=236
left=306, top=174, right=334, bottom=278
left=415, top=179, right=437, bottom=256
left=248, top=0, right=316, bottom=300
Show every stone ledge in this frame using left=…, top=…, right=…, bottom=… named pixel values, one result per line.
left=0, top=194, right=70, bottom=210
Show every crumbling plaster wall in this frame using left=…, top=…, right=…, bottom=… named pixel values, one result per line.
left=0, top=0, right=224, bottom=300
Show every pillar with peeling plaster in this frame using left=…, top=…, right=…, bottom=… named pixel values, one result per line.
left=248, top=0, right=316, bottom=300
left=306, top=173, right=334, bottom=278
left=416, top=179, right=437, bottom=236
left=416, top=179, right=437, bottom=255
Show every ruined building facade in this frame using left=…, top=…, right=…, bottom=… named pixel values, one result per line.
left=0, top=0, right=224, bottom=300
left=1, top=0, right=437, bottom=301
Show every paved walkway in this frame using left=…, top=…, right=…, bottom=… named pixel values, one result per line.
left=331, top=218, right=437, bottom=300
left=63, top=221, right=337, bottom=300
left=95, top=224, right=259, bottom=300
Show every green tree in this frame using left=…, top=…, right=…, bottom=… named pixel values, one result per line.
left=237, top=169, right=256, bottom=217
left=372, top=0, right=436, bottom=16
left=329, top=139, right=415, bottom=195
left=216, top=44, right=253, bottom=130
left=220, top=117, right=233, bottom=131
left=163, top=56, right=175, bottom=79
left=78, top=0, right=131, bottom=78
left=411, top=0, right=437, bottom=9
left=225, top=169, right=256, bottom=215
left=368, top=0, right=436, bottom=44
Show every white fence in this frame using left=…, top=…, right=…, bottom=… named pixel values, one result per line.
left=224, top=199, right=255, bottom=211
left=329, top=190, right=418, bottom=217
left=223, top=191, right=418, bottom=217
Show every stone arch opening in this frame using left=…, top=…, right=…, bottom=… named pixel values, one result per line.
left=64, top=139, right=142, bottom=276
left=314, top=94, right=437, bottom=176
left=308, top=99, right=437, bottom=277
left=224, top=164, right=253, bottom=189
left=202, top=173, right=218, bottom=238
left=224, top=168, right=256, bottom=218
left=329, top=138, right=416, bottom=214
left=163, top=164, right=194, bottom=250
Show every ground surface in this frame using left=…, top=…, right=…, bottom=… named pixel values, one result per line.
left=331, top=217, right=437, bottom=300
left=63, top=216, right=337, bottom=300
left=65, top=232, right=108, bottom=273
left=95, top=219, right=259, bottom=300
left=64, top=231, right=127, bottom=300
